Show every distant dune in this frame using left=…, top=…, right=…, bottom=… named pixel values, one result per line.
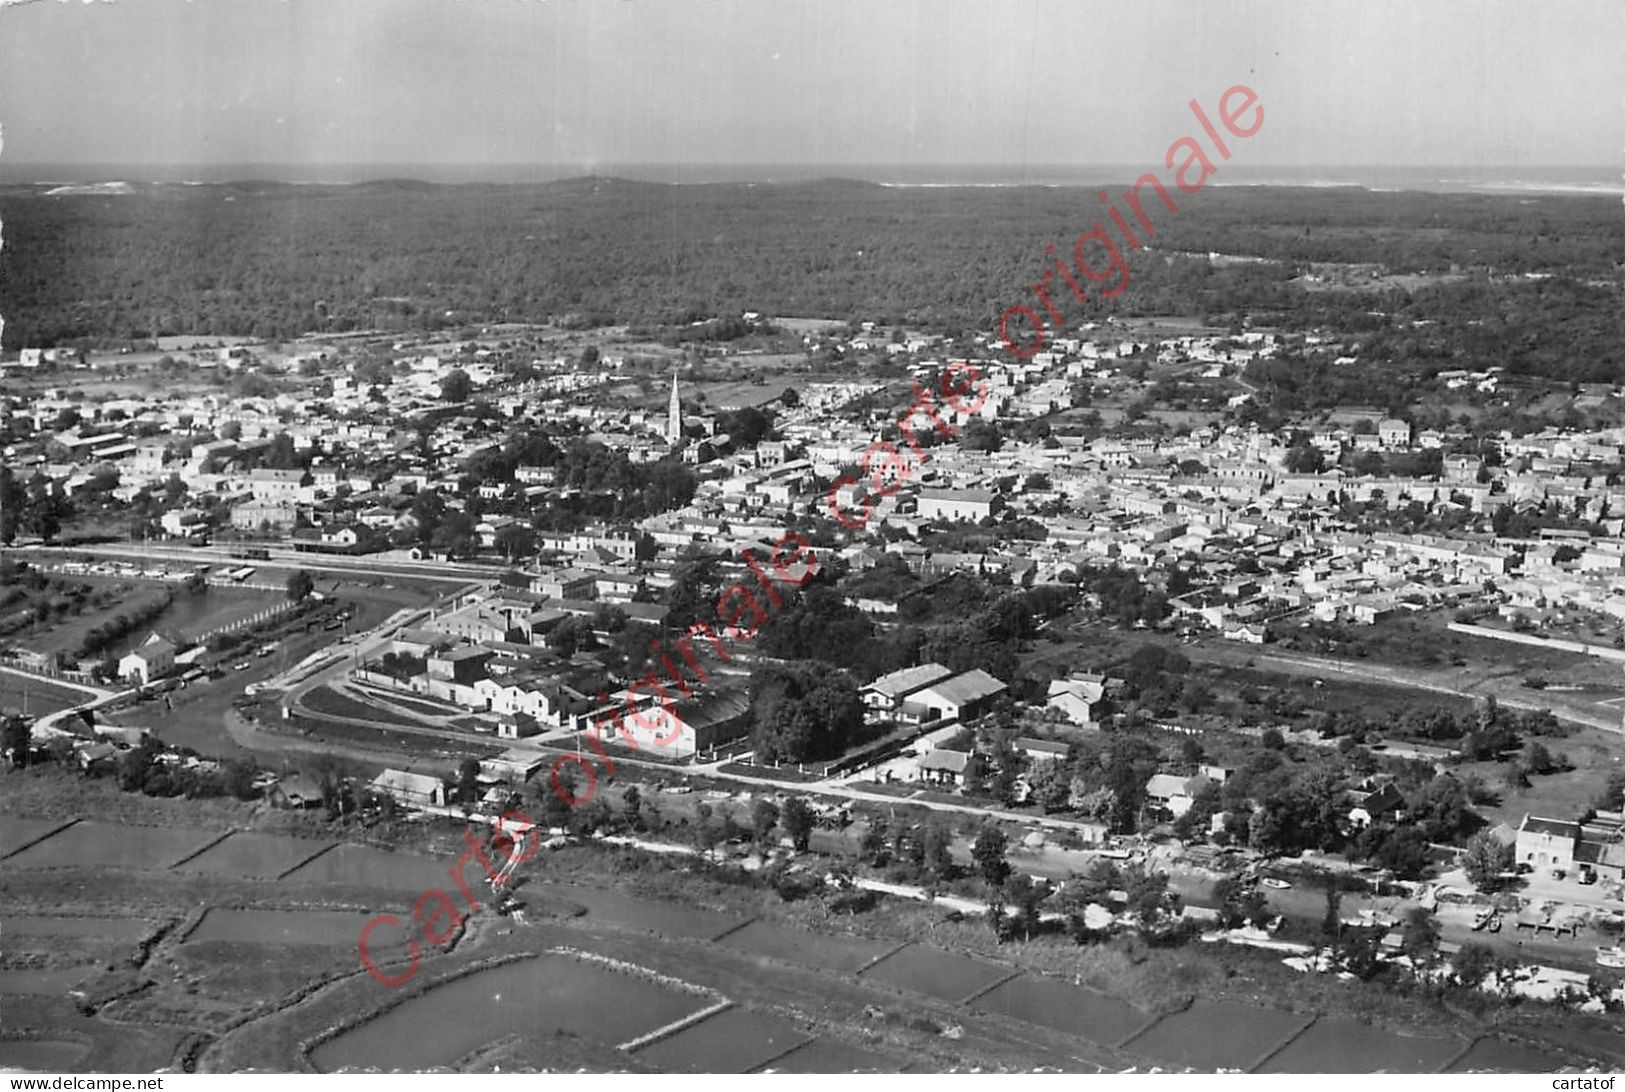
left=42, top=181, right=135, bottom=197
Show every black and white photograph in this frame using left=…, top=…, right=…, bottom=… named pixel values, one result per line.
left=0, top=0, right=1621, bottom=1078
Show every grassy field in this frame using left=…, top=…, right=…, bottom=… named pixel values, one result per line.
left=301, top=684, right=408, bottom=724
left=13, top=578, right=286, bottom=660
left=1459, top=722, right=1621, bottom=830
left=0, top=674, right=91, bottom=715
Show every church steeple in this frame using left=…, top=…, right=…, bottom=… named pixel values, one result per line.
left=666, top=369, right=682, bottom=445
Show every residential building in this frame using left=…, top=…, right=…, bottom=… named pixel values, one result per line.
left=608, top=688, right=750, bottom=759
left=118, top=633, right=176, bottom=685
left=917, top=488, right=999, bottom=524
left=1046, top=674, right=1104, bottom=726
left=369, top=768, right=446, bottom=808
left=918, top=748, right=971, bottom=787
left=861, top=663, right=953, bottom=722
left=1144, top=773, right=1212, bottom=818
left=1515, top=814, right=1578, bottom=874
left=903, top=669, right=1008, bottom=723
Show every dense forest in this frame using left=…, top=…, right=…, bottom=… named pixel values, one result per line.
left=2, top=177, right=1622, bottom=378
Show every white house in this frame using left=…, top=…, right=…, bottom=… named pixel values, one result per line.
left=917, top=488, right=999, bottom=524
left=1046, top=674, right=1105, bottom=727
left=861, top=663, right=953, bottom=722
left=369, top=768, right=446, bottom=809
left=604, top=688, right=751, bottom=760
left=1144, top=773, right=1212, bottom=819
left=247, top=468, right=309, bottom=503
left=118, top=633, right=176, bottom=685
left=1515, top=814, right=1578, bottom=875
left=903, top=669, right=1008, bottom=723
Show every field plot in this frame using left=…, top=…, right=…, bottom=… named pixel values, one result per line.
left=2, top=916, right=151, bottom=942
left=760, top=1037, right=903, bottom=1073
left=693, top=381, right=786, bottom=411
left=717, top=919, right=896, bottom=973
left=0, top=817, right=76, bottom=859
left=1257, top=1017, right=1461, bottom=1073
left=970, top=974, right=1150, bottom=1046
left=185, top=908, right=405, bottom=947
left=1121, top=1000, right=1312, bottom=1071
left=0, top=966, right=94, bottom=995
left=632, top=1006, right=812, bottom=1072
left=176, top=943, right=373, bottom=1011
left=4, top=821, right=217, bottom=872
left=174, top=831, right=333, bottom=879
left=0, top=676, right=87, bottom=716
left=532, top=883, right=747, bottom=941
left=856, top=943, right=1014, bottom=1004
left=309, top=954, right=710, bottom=1072
left=355, top=688, right=464, bottom=719
left=283, top=843, right=471, bottom=891
left=158, top=587, right=284, bottom=644
left=0, top=1039, right=89, bottom=1070
left=1446, top=1036, right=1566, bottom=1073
left=21, top=583, right=172, bottom=661
left=301, top=685, right=404, bottom=723
left=1519, top=1024, right=1625, bottom=1067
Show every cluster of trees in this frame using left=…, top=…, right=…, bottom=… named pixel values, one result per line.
left=966, top=701, right=1490, bottom=872
left=10, top=181, right=1619, bottom=366
left=1304, top=698, right=1569, bottom=792
left=0, top=469, right=74, bottom=545
left=0, top=570, right=121, bottom=642
left=1066, top=565, right=1171, bottom=628
left=545, top=442, right=697, bottom=523
left=860, top=813, right=963, bottom=892
left=286, top=569, right=315, bottom=602
left=111, top=739, right=259, bottom=800
left=1, top=715, right=31, bottom=767
left=683, top=562, right=1070, bottom=690
left=755, top=584, right=915, bottom=677
left=72, top=589, right=174, bottom=661
left=374, top=651, right=426, bottom=680
left=458, top=430, right=697, bottom=530
left=747, top=661, right=867, bottom=764
left=917, top=586, right=1069, bottom=684
left=711, top=406, right=776, bottom=447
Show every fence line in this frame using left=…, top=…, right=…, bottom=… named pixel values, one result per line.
left=1446, top=620, right=1625, bottom=664
left=192, top=600, right=299, bottom=645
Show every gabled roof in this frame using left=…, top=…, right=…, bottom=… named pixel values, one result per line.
left=672, top=687, right=751, bottom=730
left=126, top=635, right=175, bottom=660
left=919, top=487, right=998, bottom=504
left=919, top=749, right=970, bottom=774
left=275, top=773, right=325, bottom=803
left=370, top=768, right=442, bottom=797
left=1360, top=782, right=1407, bottom=813
left=864, top=663, right=953, bottom=700
left=1047, top=677, right=1105, bottom=703
left=915, top=668, right=1007, bottom=707
left=1146, top=773, right=1210, bottom=799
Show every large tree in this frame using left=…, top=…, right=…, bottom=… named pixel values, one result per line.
left=971, top=824, right=1011, bottom=889
left=440, top=368, right=473, bottom=402
left=752, top=798, right=780, bottom=848
left=780, top=796, right=814, bottom=852
left=286, top=569, right=315, bottom=602
left=1, top=714, right=30, bottom=768
left=1461, top=830, right=1516, bottom=893
left=493, top=523, right=536, bottom=561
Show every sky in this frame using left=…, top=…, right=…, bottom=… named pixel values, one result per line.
left=0, top=0, right=1617, bottom=178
